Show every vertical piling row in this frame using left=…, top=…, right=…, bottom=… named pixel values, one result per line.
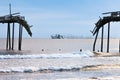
left=6, top=23, right=23, bottom=51
left=94, top=23, right=110, bottom=53
left=93, top=22, right=111, bottom=53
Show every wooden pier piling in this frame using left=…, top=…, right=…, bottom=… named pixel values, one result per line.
left=119, top=40, right=120, bottom=53
left=101, top=26, right=104, bottom=52
left=12, top=23, right=15, bottom=50
left=93, top=31, right=99, bottom=51
left=107, top=22, right=110, bottom=53
left=18, top=24, right=23, bottom=50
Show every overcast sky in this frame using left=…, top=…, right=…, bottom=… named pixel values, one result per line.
left=0, top=0, right=120, bottom=38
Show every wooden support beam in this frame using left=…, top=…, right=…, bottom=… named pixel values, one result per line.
left=107, top=22, right=110, bottom=53
left=93, top=31, right=99, bottom=51
left=101, top=26, right=104, bottom=52
left=12, top=23, right=14, bottom=50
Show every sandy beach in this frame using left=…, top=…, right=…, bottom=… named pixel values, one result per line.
left=0, top=38, right=120, bottom=80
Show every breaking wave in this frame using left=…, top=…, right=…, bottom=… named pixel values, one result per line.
left=0, top=66, right=82, bottom=73
left=0, top=50, right=94, bottom=73
left=0, top=50, right=94, bottom=59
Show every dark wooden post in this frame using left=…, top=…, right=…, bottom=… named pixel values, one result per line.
left=18, top=24, right=23, bottom=50
left=93, top=31, right=99, bottom=51
left=18, top=24, right=21, bottom=50
left=107, top=22, right=110, bottom=53
left=119, top=40, right=120, bottom=53
left=8, top=23, right=11, bottom=50
left=6, top=23, right=9, bottom=50
left=6, top=23, right=11, bottom=50
left=12, top=23, right=14, bottom=50
left=101, top=26, right=104, bottom=52
left=20, top=25, right=23, bottom=50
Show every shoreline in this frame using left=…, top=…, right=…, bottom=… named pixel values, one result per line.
left=93, top=51, right=120, bottom=57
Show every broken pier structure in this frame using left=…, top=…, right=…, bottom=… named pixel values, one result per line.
left=92, top=11, right=120, bottom=53
left=0, top=4, right=32, bottom=50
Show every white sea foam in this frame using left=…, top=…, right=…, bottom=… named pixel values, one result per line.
left=0, top=50, right=94, bottom=59
left=55, top=76, right=120, bottom=80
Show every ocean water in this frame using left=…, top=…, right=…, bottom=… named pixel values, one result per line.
left=0, top=38, right=119, bottom=53
left=0, top=39, right=120, bottom=80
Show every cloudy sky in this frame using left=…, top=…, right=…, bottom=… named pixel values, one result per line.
left=0, top=0, right=120, bottom=38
